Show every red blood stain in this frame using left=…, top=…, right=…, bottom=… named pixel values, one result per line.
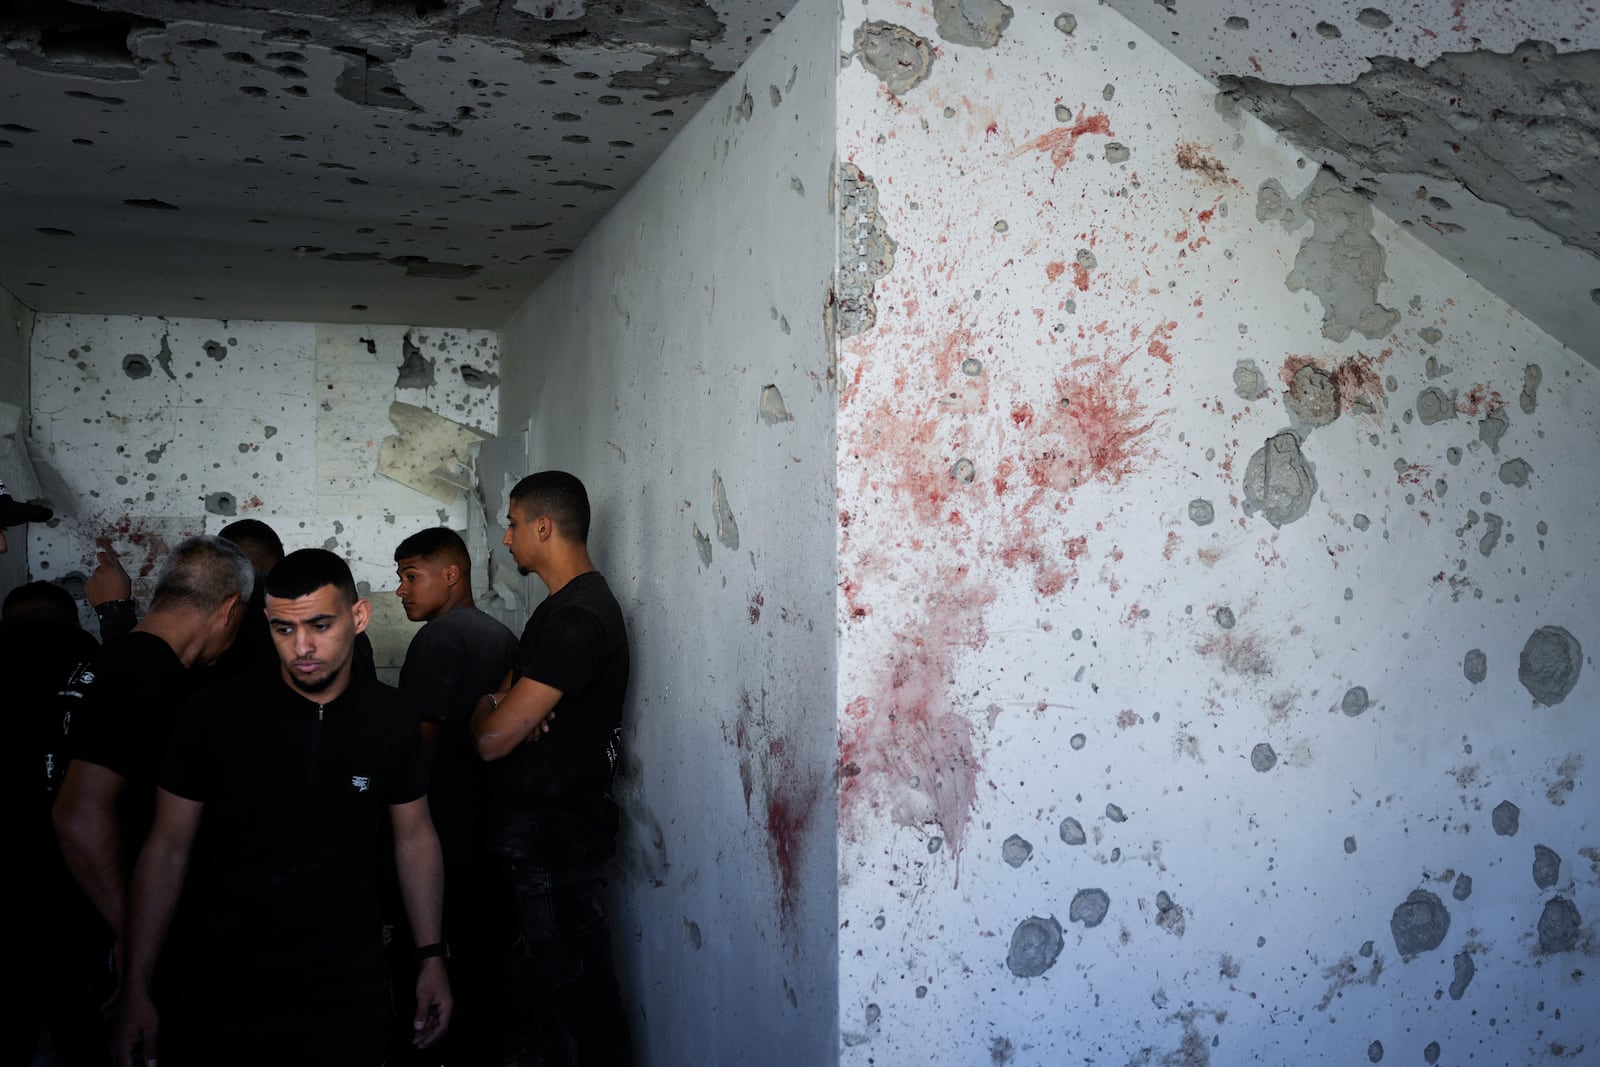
left=732, top=688, right=822, bottom=928
left=993, top=457, right=1014, bottom=497
left=240, top=495, right=264, bottom=511
left=1280, top=353, right=1386, bottom=415
left=1147, top=320, right=1177, bottom=364
left=841, top=577, right=871, bottom=620
left=1163, top=531, right=1181, bottom=560
left=1123, top=604, right=1142, bottom=627
left=1023, top=351, right=1160, bottom=494
left=1045, top=260, right=1066, bottom=282
left=1116, top=708, right=1143, bottom=728
left=1072, top=262, right=1091, bottom=290
left=1014, top=106, right=1113, bottom=169
left=1198, top=208, right=1215, bottom=223
left=1064, top=535, right=1088, bottom=561
left=1396, top=462, right=1428, bottom=486
left=838, top=567, right=995, bottom=867
left=748, top=590, right=763, bottom=624
left=1249, top=56, right=1262, bottom=73
left=96, top=514, right=197, bottom=578
left=1456, top=384, right=1503, bottom=416
left=1011, top=403, right=1035, bottom=428
left=1195, top=630, right=1274, bottom=676
left=985, top=119, right=999, bottom=139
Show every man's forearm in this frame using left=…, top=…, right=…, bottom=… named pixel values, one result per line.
left=123, top=836, right=190, bottom=994
left=55, top=801, right=128, bottom=938
left=394, top=821, right=446, bottom=946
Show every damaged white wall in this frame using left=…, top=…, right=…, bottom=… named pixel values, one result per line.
left=27, top=313, right=499, bottom=670
left=0, top=284, right=36, bottom=594
left=495, top=0, right=839, bottom=1060
left=835, top=3, right=1595, bottom=1065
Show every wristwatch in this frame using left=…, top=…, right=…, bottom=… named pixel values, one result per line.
left=415, top=942, right=450, bottom=963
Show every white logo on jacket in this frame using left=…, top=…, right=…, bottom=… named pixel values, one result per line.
left=351, top=775, right=370, bottom=792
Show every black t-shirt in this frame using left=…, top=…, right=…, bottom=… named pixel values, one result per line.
left=58, top=630, right=193, bottom=857
left=160, top=669, right=428, bottom=999
left=487, top=571, right=629, bottom=865
left=400, top=606, right=519, bottom=850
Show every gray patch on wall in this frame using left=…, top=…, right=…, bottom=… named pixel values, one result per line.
left=1001, top=834, right=1032, bottom=867
left=1390, top=889, right=1449, bottom=958
left=1286, top=365, right=1340, bottom=427
left=1520, top=364, right=1542, bottom=414
left=610, top=53, right=727, bottom=101
left=203, top=340, right=227, bottom=362
left=1279, top=168, right=1401, bottom=341
left=759, top=384, right=794, bottom=424
left=1342, top=686, right=1369, bottom=716
left=1188, top=498, right=1214, bottom=526
left=1232, top=359, right=1268, bottom=400
left=1006, top=915, right=1063, bottom=976
left=1478, top=513, right=1503, bottom=557
left=1498, top=458, right=1533, bottom=486
left=1492, top=799, right=1520, bottom=836
left=852, top=21, right=934, bottom=96
left=711, top=471, right=739, bottom=550
left=1518, top=625, right=1582, bottom=705
left=1478, top=408, right=1509, bottom=453
left=837, top=163, right=898, bottom=337
left=1243, top=431, right=1317, bottom=527
left=204, top=491, right=236, bottom=516
left=397, top=335, right=436, bottom=389
left=932, top=0, right=1012, bottom=48
left=1462, top=649, right=1487, bottom=684
left=1415, top=387, right=1455, bottom=425
left=1448, top=950, right=1475, bottom=1000
left=1059, top=817, right=1086, bottom=845
left=1250, top=743, right=1277, bottom=772
left=1069, top=888, right=1110, bottom=928
left=1533, top=844, right=1561, bottom=889
left=1219, top=42, right=1600, bottom=263
left=1452, top=874, right=1472, bottom=900
left=1537, top=896, right=1580, bottom=953
left=691, top=523, right=712, bottom=567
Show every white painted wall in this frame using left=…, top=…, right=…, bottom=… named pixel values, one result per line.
left=495, top=0, right=839, bottom=1060
left=28, top=313, right=499, bottom=671
left=0, top=284, right=37, bottom=597
left=835, top=4, right=1596, bottom=1064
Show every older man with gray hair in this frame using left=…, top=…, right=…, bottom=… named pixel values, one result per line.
left=51, top=534, right=253, bottom=1045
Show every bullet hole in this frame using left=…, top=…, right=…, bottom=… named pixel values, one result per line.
left=960, top=357, right=983, bottom=376
left=1315, top=21, right=1341, bottom=38
left=1366, top=1041, right=1383, bottom=1062
left=1537, top=896, right=1581, bottom=953
left=1069, top=889, right=1110, bottom=928
left=1499, top=457, right=1533, bottom=486
left=1075, top=248, right=1097, bottom=271
left=1519, top=625, right=1581, bottom=705
left=682, top=919, right=702, bottom=950
left=1491, top=800, right=1520, bottom=836
left=1232, top=360, right=1268, bottom=399
left=204, top=491, right=237, bottom=516
left=1069, top=733, right=1086, bottom=750
left=1423, top=1042, right=1440, bottom=1065
left=712, top=471, right=739, bottom=550
left=1104, top=142, right=1129, bottom=163
left=1054, top=14, right=1077, bottom=35
left=1225, top=16, right=1249, bottom=29
left=932, top=0, right=1012, bottom=48
left=1059, top=817, right=1086, bottom=845
left=951, top=457, right=976, bottom=484
left=203, top=340, right=227, bottom=362
left=459, top=364, right=498, bottom=389
left=1344, top=836, right=1357, bottom=854
left=927, top=836, right=942, bottom=853
left=1286, top=365, right=1341, bottom=426
left=1462, top=649, right=1486, bottom=684
left=1001, top=835, right=1032, bottom=867
left=1446, top=446, right=1462, bottom=465
left=1390, top=889, right=1450, bottom=957
left=758, top=384, right=794, bottom=424
left=122, top=354, right=151, bottom=379
left=1415, top=387, right=1455, bottom=425
left=1250, top=743, right=1277, bottom=772
left=1105, top=803, right=1126, bottom=823
left=1243, top=432, right=1316, bottom=527
left=1533, top=845, right=1561, bottom=889
left=396, top=335, right=435, bottom=389
left=1006, top=916, right=1063, bottom=976
left=1214, top=607, right=1235, bottom=630
left=1357, top=8, right=1392, bottom=28
left=1341, top=686, right=1370, bottom=716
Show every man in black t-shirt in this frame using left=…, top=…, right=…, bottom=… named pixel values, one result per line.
left=52, top=535, right=254, bottom=1028
left=113, top=549, right=451, bottom=1067
left=471, top=471, right=633, bottom=1067
left=390, top=526, right=519, bottom=1066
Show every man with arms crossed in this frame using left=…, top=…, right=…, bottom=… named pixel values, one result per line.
left=114, top=549, right=451, bottom=1067
left=391, top=526, right=519, bottom=1066
left=472, top=471, right=633, bottom=1067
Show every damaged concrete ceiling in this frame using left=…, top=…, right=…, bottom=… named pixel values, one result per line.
left=1102, top=0, right=1600, bottom=366
left=0, top=0, right=791, bottom=327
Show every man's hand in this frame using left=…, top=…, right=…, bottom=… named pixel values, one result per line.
left=411, top=958, right=453, bottom=1049
left=112, top=987, right=159, bottom=1067
left=86, top=545, right=133, bottom=607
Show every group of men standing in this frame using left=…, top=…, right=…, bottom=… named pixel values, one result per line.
left=9, top=471, right=633, bottom=1067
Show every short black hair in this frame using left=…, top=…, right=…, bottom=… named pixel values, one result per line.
left=265, top=548, right=358, bottom=605
left=219, top=519, right=285, bottom=570
left=394, top=527, right=471, bottom=570
left=150, top=536, right=255, bottom=614
left=509, top=471, right=591, bottom=543
left=2, top=580, right=79, bottom=625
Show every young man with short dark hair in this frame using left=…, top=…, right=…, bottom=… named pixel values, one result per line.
left=472, top=471, right=633, bottom=1066
left=389, top=526, right=519, bottom=1066
left=114, top=549, right=451, bottom=1067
